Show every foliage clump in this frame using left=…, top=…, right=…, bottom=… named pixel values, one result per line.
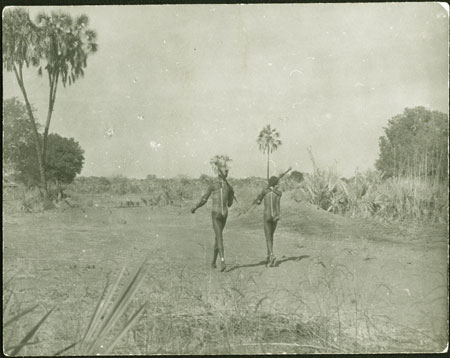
left=3, top=97, right=84, bottom=189
left=376, top=107, right=448, bottom=181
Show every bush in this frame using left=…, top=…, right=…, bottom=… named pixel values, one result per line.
left=299, top=167, right=448, bottom=223
left=300, top=168, right=348, bottom=214
left=290, top=171, right=304, bottom=183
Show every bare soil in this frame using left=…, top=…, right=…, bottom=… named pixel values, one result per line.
left=2, top=201, right=448, bottom=354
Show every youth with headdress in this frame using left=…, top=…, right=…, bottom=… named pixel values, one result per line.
left=191, top=155, right=235, bottom=272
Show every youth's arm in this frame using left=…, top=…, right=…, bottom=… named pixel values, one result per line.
left=252, top=189, right=267, bottom=205
left=191, top=185, right=212, bottom=213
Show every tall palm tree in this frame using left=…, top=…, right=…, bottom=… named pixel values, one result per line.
left=257, top=125, right=282, bottom=181
left=3, top=8, right=98, bottom=202
left=3, top=8, right=47, bottom=197
left=34, top=11, right=98, bottom=169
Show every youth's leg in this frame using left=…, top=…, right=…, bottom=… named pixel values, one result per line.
left=271, top=219, right=278, bottom=251
left=211, top=241, right=218, bottom=268
left=264, top=219, right=272, bottom=264
left=211, top=213, right=221, bottom=258
left=269, top=219, right=278, bottom=266
left=221, top=213, right=228, bottom=258
left=212, top=213, right=226, bottom=271
left=212, top=215, right=225, bottom=259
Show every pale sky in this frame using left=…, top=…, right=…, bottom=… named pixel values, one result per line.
left=3, top=3, right=448, bottom=178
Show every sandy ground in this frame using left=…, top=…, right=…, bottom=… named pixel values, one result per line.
left=3, top=202, right=448, bottom=354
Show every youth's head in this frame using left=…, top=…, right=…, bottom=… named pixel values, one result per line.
left=210, top=155, right=232, bottom=178
left=268, top=176, right=279, bottom=187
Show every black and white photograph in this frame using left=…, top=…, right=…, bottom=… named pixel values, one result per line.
left=2, top=3, right=449, bottom=355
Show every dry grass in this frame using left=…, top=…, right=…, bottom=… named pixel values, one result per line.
left=300, top=168, right=448, bottom=223
left=118, top=268, right=348, bottom=355
left=114, top=258, right=445, bottom=354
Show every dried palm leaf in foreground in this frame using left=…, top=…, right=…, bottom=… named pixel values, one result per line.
left=3, top=284, right=54, bottom=356
left=74, top=257, right=149, bottom=356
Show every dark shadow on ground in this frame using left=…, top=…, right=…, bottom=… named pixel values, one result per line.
left=226, top=255, right=310, bottom=272
left=273, top=255, right=310, bottom=267
left=226, top=260, right=268, bottom=272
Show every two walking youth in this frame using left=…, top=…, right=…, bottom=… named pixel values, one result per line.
left=192, top=166, right=290, bottom=271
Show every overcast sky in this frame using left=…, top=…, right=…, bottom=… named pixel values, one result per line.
left=3, top=3, right=448, bottom=179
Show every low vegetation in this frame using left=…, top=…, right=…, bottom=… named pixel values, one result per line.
left=4, top=167, right=447, bottom=224
left=299, top=168, right=448, bottom=224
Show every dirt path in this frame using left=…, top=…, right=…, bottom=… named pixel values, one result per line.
left=3, top=203, right=448, bottom=353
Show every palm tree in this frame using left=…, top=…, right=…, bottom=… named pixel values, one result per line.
left=3, top=8, right=98, bottom=202
left=34, top=11, right=98, bottom=172
left=3, top=8, right=47, bottom=198
left=257, top=125, right=282, bottom=181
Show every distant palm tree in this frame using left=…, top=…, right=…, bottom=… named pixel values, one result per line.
left=257, top=125, right=282, bottom=181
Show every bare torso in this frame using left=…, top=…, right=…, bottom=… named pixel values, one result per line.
left=205, top=180, right=233, bottom=216
left=257, top=186, right=282, bottom=220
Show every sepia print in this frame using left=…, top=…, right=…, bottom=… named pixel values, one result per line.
left=2, top=3, right=449, bottom=355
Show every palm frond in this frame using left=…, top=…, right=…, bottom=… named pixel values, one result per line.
left=2, top=287, right=17, bottom=325
left=79, top=258, right=149, bottom=355
left=84, top=29, right=97, bottom=42
left=104, top=302, right=148, bottom=354
left=81, top=274, right=113, bottom=345
left=88, top=42, right=98, bottom=53
left=10, top=307, right=55, bottom=356
left=76, top=14, right=89, bottom=27
left=53, top=341, right=79, bottom=356
left=5, top=339, right=41, bottom=353
left=3, top=304, right=39, bottom=328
